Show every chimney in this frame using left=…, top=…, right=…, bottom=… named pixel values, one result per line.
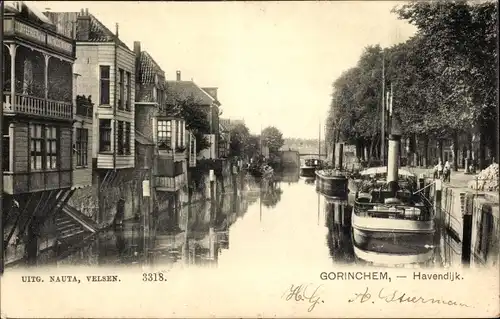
left=386, top=114, right=402, bottom=197
left=76, top=9, right=90, bottom=41
left=71, top=21, right=77, bottom=40
left=176, top=71, right=181, bottom=81
left=115, top=23, right=119, bottom=38
left=134, top=41, right=141, bottom=82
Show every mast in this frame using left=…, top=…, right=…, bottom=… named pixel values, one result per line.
left=381, top=51, right=386, bottom=166
left=318, top=120, right=321, bottom=159
left=0, top=0, right=4, bottom=273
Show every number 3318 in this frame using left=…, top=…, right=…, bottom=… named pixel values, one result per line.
left=142, top=272, right=167, bottom=282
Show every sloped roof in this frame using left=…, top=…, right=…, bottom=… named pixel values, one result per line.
left=87, top=14, right=130, bottom=50
left=43, top=11, right=130, bottom=51
left=165, top=81, right=220, bottom=106
left=138, top=51, right=165, bottom=86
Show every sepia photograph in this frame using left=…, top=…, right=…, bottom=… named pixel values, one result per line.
left=1, top=0, right=498, bottom=317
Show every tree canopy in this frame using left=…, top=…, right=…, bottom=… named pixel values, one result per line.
left=229, top=122, right=251, bottom=157
left=326, top=0, right=498, bottom=163
left=261, top=126, right=285, bottom=153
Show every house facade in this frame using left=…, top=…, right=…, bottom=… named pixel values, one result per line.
left=165, top=72, right=221, bottom=160
left=134, top=41, right=188, bottom=226
left=2, top=2, right=78, bottom=264
left=46, top=9, right=137, bottom=224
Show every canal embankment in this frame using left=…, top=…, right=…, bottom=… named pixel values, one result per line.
left=416, top=167, right=500, bottom=267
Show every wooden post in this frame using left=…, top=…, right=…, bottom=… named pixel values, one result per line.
left=381, top=54, right=386, bottom=166
left=232, top=165, right=237, bottom=194
left=434, top=179, right=442, bottom=221
left=209, top=169, right=215, bottom=200
left=461, top=193, right=473, bottom=266
left=418, top=174, right=425, bottom=191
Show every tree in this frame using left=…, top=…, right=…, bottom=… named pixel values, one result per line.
left=244, top=135, right=261, bottom=159
left=229, top=123, right=250, bottom=157
left=261, top=126, right=284, bottom=153
left=393, top=0, right=498, bottom=168
left=325, top=0, right=498, bottom=168
left=167, top=94, right=211, bottom=154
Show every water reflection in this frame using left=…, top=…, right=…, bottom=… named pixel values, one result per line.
left=352, top=230, right=437, bottom=268
left=52, top=169, right=469, bottom=269
left=301, top=177, right=316, bottom=185
left=324, top=197, right=355, bottom=264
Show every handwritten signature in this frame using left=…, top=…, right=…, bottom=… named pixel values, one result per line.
left=348, top=287, right=472, bottom=308
left=282, top=284, right=325, bottom=312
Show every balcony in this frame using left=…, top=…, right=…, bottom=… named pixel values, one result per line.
left=3, top=92, right=73, bottom=120
left=155, top=174, right=186, bottom=192
left=75, top=95, right=93, bottom=118
left=3, top=16, right=74, bottom=58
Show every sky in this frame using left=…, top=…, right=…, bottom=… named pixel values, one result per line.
left=34, top=1, right=417, bottom=139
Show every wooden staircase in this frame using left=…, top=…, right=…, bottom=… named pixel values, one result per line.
left=55, top=204, right=99, bottom=246
left=55, top=213, right=89, bottom=241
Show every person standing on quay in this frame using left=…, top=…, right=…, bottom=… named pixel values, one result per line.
left=444, top=160, right=451, bottom=182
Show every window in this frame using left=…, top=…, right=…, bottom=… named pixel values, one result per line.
left=126, top=72, right=131, bottom=111
left=117, top=121, right=124, bottom=155
left=30, top=124, right=59, bottom=170
left=118, top=69, right=124, bottom=110
left=100, top=66, right=110, bottom=105
left=157, top=120, right=172, bottom=150
left=30, top=124, right=44, bottom=170
left=46, top=126, right=58, bottom=169
left=176, top=120, right=181, bottom=148
left=99, top=119, right=112, bottom=152
left=124, top=122, right=131, bottom=154
left=180, top=121, right=184, bottom=148
left=76, top=128, right=88, bottom=167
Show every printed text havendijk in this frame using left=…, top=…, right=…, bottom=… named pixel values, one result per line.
left=413, top=272, right=463, bottom=281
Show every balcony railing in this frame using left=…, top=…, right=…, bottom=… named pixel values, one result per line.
left=155, top=174, right=186, bottom=191
left=76, top=103, right=92, bottom=118
left=3, top=92, right=73, bottom=120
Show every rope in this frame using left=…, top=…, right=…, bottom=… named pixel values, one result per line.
left=412, top=180, right=436, bottom=195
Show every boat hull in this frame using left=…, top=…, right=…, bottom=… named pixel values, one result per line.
left=351, top=212, right=435, bottom=234
left=299, top=166, right=317, bottom=177
left=315, top=171, right=349, bottom=198
left=351, top=227, right=436, bottom=267
left=353, top=246, right=435, bottom=267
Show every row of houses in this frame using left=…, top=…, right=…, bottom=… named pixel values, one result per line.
left=1, top=3, right=238, bottom=265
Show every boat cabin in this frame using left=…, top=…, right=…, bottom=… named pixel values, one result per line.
left=352, top=167, right=431, bottom=221
left=303, top=158, right=323, bottom=168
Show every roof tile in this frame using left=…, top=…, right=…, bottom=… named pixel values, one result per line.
left=165, top=81, right=219, bottom=106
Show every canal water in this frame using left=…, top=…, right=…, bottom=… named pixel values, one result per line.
left=44, top=169, right=494, bottom=269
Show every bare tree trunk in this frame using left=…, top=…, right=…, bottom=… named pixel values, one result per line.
left=438, top=139, right=444, bottom=163
left=423, top=136, right=429, bottom=167
left=479, top=130, right=486, bottom=170
left=452, top=132, right=459, bottom=171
